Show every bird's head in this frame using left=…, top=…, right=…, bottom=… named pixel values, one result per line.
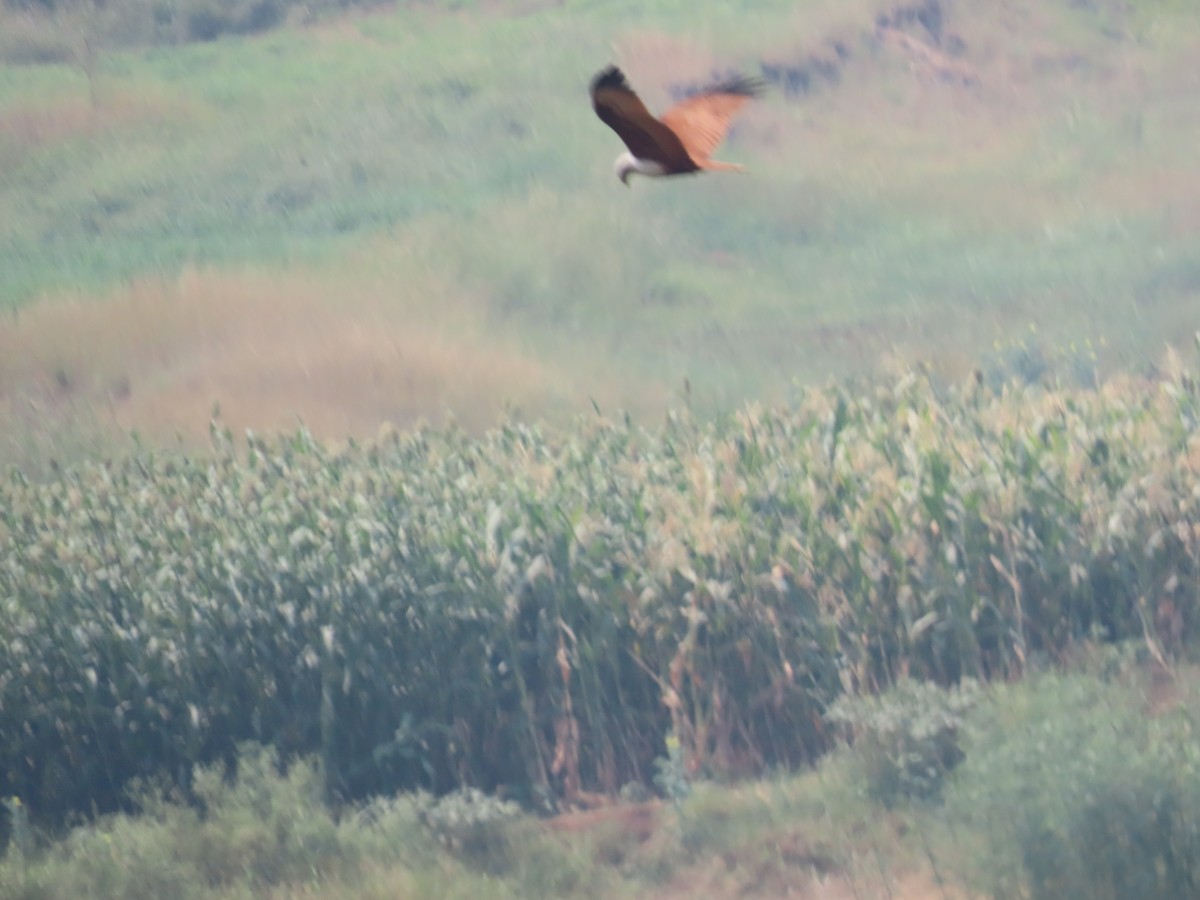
left=614, top=152, right=637, bottom=187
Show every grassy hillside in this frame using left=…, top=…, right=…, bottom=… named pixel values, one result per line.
left=1, top=0, right=1199, bottom=469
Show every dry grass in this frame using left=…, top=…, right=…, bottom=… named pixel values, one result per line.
left=0, top=261, right=607, bottom=464
left=684, top=869, right=976, bottom=900
left=0, top=83, right=194, bottom=174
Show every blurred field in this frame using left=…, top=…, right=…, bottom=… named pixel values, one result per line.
left=1, top=0, right=1199, bottom=470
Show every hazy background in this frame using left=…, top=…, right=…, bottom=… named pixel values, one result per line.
left=2, top=0, right=1198, bottom=471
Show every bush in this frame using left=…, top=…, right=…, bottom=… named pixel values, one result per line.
left=414, top=787, right=522, bottom=872
left=184, top=743, right=346, bottom=887
left=945, top=674, right=1200, bottom=900
left=0, top=743, right=439, bottom=899
left=825, top=679, right=980, bottom=806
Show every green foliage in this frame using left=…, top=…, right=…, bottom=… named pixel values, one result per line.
left=1, top=797, right=33, bottom=860
left=665, top=760, right=869, bottom=893
left=2, top=366, right=1200, bottom=829
left=0, top=739, right=876, bottom=900
left=185, top=743, right=347, bottom=887
left=0, top=743, right=432, bottom=899
left=826, top=679, right=980, bottom=806
left=945, top=674, right=1200, bottom=900
left=413, top=787, right=521, bottom=871
left=652, top=732, right=691, bottom=810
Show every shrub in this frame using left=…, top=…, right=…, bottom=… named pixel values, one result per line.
left=945, top=674, right=1200, bottom=900
left=653, top=731, right=692, bottom=810
left=825, top=679, right=980, bottom=806
left=184, top=743, right=347, bottom=887
left=0, top=743, right=441, bottom=899
left=413, top=787, right=521, bottom=872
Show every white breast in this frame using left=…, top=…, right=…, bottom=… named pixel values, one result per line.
left=614, top=150, right=670, bottom=181
left=632, top=157, right=669, bottom=177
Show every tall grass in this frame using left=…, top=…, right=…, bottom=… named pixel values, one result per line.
left=3, top=360, right=1200, bottom=830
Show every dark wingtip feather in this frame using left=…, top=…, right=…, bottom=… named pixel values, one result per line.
left=710, top=72, right=767, bottom=98
left=590, top=65, right=631, bottom=95
left=669, top=70, right=768, bottom=103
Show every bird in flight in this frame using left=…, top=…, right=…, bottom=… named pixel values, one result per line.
left=589, top=64, right=764, bottom=187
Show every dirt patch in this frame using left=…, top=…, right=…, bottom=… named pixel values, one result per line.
left=644, top=861, right=974, bottom=900
left=549, top=800, right=661, bottom=843
left=543, top=797, right=977, bottom=900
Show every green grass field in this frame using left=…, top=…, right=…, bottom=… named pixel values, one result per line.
left=1, top=0, right=1199, bottom=469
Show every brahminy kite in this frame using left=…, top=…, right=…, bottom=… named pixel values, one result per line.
left=589, top=64, right=764, bottom=186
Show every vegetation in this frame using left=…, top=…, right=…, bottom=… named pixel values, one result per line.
left=4, top=361, right=1200, bottom=834
left=944, top=668, right=1200, bottom=899
left=0, top=743, right=565, bottom=900
left=826, top=677, right=981, bottom=806
left=0, top=737, right=855, bottom=899
left=1, top=669, right=1194, bottom=899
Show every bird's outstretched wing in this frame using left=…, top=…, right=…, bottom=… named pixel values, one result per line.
left=659, top=74, right=764, bottom=165
left=589, top=66, right=692, bottom=168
